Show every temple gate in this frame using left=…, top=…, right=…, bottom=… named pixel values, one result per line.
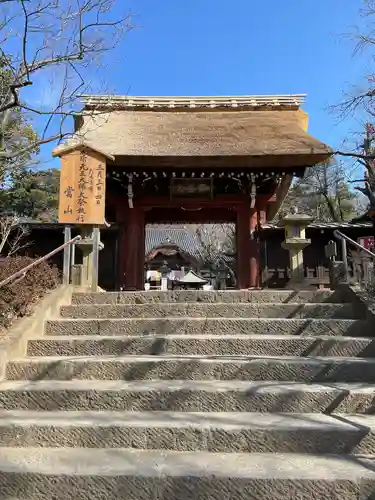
left=54, top=94, right=332, bottom=290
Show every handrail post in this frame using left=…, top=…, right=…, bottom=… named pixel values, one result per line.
left=91, top=226, right=100, bottom=292
left=63, top=226, right=71, bottom=285
left=341, top=237, right=349, bottom=283
left=71, top=239, right=76, bottom=267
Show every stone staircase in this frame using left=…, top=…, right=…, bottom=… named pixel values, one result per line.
left=1, top=290, right=375, bottom=499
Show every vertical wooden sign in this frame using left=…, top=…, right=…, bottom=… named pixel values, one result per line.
left=58, top=147, right=106, bottom=225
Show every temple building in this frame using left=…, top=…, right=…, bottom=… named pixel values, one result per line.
left=54, top=94, right=332, bottom=290
left=145, top=227, right=203, bottom=272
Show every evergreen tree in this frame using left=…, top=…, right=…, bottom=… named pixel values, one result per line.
left=0, top=55, right=58, bottom=221
left=0, top=168, right=59, bottom=221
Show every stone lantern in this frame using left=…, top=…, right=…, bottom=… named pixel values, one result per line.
left=279, top=208, right=313, bottom=287
left=215, top=259, right=228, bottom=290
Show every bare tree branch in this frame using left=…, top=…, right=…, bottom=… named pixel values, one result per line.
left=0, top=215, right=30, bottom=256
left=0, top=81, right=32, bottom=113
left=0, top=132, right=68, bottom=159
left=7, top=224, right=30, bottom=256
left=335, top=150, right=375, bottom=160
left=20, top=0, right=30, bottom=81
left=194, top=224, right=236, bottom=265
left=0, top=0, right=134, bottom=163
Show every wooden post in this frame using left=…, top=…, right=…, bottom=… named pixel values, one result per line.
left=249, top=209, right=260, bottom=288
left=116, top=204, right=126, bottom=290
left=124, top=209, right=137, bottom=291
left=70, top=240, right=76, bottom=267
left=341, top=237, right=349, bottom=283
left=118, top=225, right=126, bottom=290
left=258, top=207, right=266, bottom=226
left=71, top=265, right=83, bottom=286
left=236, top=205, right=251, bottom=289
left=91, top=226, right=100, bottom=292
left=75, top=226, right=104, bottom=289
left=62, top=226, right=71, bottom=285
left=123, top=206, right=145, bottom=291
left=80, top=226, right=93, bottom=286
left=137, top=210, right=146, bottom=290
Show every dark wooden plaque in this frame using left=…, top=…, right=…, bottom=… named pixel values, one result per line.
left=170, top=178, right=213, bottom=199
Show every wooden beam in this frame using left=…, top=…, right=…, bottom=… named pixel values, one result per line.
left=145, top=207, right=237, bottom=224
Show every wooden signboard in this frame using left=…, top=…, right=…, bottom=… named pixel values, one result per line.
left=58, top=148, right=106, bottom=225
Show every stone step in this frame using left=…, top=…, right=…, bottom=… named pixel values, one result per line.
left=8, top=355, right=375, bottom=382
left=0, top=448, right=374, bottom=499
left=26, top=334, right=375, bottom=357
left=60, top=303, right=358, bottom=319
left=0, top=380, right=373, bottom=413
left=45, top=317, right=372, bottom=337
left=72, top=290, right=340, bottom=305
left=0, top=410, right=374, bottom=454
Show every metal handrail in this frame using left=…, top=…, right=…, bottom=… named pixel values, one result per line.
left=0, top=235, right=82, bottom=289
left=333, top=230, right=375, bottom=258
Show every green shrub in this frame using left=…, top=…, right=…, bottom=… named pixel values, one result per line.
left=0, top=256, right=60, bottom=329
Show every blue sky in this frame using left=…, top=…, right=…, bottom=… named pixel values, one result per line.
left=30, top=0, right=372, bottom=169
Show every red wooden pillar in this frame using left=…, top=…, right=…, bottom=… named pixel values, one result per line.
left=116, top=203, right=126, bottom=290
left=256, top=205, right=266, bottom=288
left=118, top=225, right=127, bottom=289
left=117, top=205, right=145, bottom=291
left=249, top=209, right=260, bottom=288
left=236, top=205, right=251, bottom=289
left=137, top=211, right=146, bottom=290
left=258, top=207, right=266, bottom=226
left=125, top=206, right=144, bottom=291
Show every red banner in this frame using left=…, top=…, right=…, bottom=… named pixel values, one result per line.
left=358, top=236, right=375, bottom=250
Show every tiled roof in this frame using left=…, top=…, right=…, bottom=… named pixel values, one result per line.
left=145, top=226, right=235, bottom=265
left=145, top=227, right=203, bottom=259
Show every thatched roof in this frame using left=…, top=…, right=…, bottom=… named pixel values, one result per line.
left=54, top=95, right=332, bottom=168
